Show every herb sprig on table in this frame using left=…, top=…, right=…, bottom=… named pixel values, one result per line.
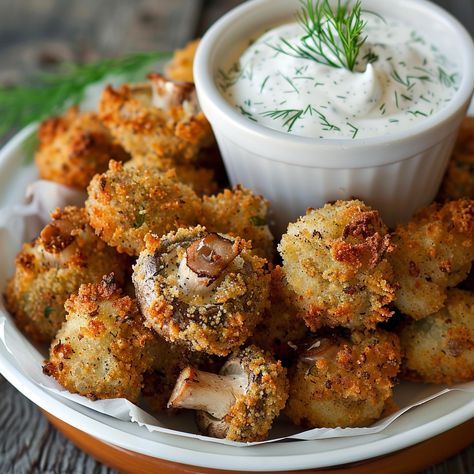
left=270, top=0, right=367, bottom=71
left=0, top=51, right=172, bottom=136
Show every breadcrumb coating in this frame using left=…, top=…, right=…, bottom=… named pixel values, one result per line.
left=201, top=345, right=288, bottom=442
left=249, top=266, right=308, bottom=362
left=279, top=200, right=396, bottom=331
left=400, top=288, right=474, bottom=384
left=132, top=227, right=271, bottom=356
left=5, top=207, right=126, bottom=343
left=165, top=39, right=199, bottom=82
left=126, top=157, right=217, bottom=196
left=202, top=185, right=274, bottom=261
left=98, top=75, right=214, bottom=166
left=390, top=199, right=474, bottom=320
left=43, top=275, right=153, bottom=401
left=85, top=160, right=202, bottom=256
left=35, top=107, right=129, bottom=190
left=438, top=117, right=474, bottom=200
left=285, top=330, right=401, bottom=428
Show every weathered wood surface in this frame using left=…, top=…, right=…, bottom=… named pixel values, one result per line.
left=0, top=0, right=473, bottom=473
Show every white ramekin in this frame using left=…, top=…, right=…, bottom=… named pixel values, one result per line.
left=194, top=0, right=474, bottom=234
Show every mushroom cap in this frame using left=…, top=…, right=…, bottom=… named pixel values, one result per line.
left=98, top=77, right=214, bottom=166
left=43, top=274, right=154, bottom=402
left=85, top=160, right=202, bottom=256
left=132, top=227, right=271, bottom=356
left=278, top=199, right=396, bottom=331
left=399, top=288, right=474, bottom=384
left=5, top=206, right=127, bottom=343
left=196, top=345, right=289, bottom=442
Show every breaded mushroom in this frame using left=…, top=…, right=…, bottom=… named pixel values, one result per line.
left=5, top=207, right=126, bottom=343
left=132, top=227, right=271, bottom=356
left=278, top=200, right=396, bottom=331
left=98, top=74, right=214, bottom=166
left=202, top=185, right=274, bottom=261
left=438, top=117, right=474, bottom=200
left=285, top=330, right=401, bottom=428
left=168, top=345, right=288, bottom=442
left=249, top=266, right=308, bottom=363
left=43, top=275, right=153, bottom=402
left=35, top=107, right=129, bottom=190
left=165, top=39, right=200, bottom=83
left=85, top=160, right=202, bottom=256
left=125, top=157, right=218, bottom=196
left=390, top=199, right=474, bottom=320
left=400, top=288, right=474, bottom=384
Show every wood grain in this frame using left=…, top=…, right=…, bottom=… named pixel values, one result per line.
left=0, top=0, right=473, bottom=473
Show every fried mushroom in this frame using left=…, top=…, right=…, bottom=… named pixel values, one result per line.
left=85, top=160, right=202, bottom=256
left=132, top=227, right=271, bottom=356
left=43, top=275, right=153, bottom=401
left=285, top=330, right=401, bottom=428
left=390, top=199, right=474, bottom=320
left=168, top=345, right=288, bottom=442
left=399, top=288, right=474, bottom=384
left=438, top=117, right=474, bottom=200
left=278, top=200, right=396, bottom=331
left=35, top=107, right=129, bottom=190
left=165, top=39, right=200, bottom=82
left=5, top=207, right=127, bottom=343
left=202, top=185, right=274, bottom=261
left=98, top=74, right=214, bottom=166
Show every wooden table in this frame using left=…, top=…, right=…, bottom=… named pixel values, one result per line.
left=0, top=1, right=473, bottom=472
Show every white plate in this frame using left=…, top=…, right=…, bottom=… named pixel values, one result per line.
left=0, top=125, right=473, bottom=472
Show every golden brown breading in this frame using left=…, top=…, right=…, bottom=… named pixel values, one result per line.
left=400, top=288, right=474, bottom=384
left=285, top=330, right=401, bottom=428
left=249, top=266, right=308, bottom=362
left=438, top=117, right=474, bottom=200
left=132, top=227, right=271, bottom=356
left=43, top=275, right=154, bottom=402
left=126, top=157, right=218, bottom=196
left=5, top=207, right=127, bottom=343
left=390, top=199, right=474, bottom=320
left=202, top=185, right=274, bottom=261
left=35, top=107, right=129, bottom=190
left=278, top=200, right=396, bottom=331
left=85, top=160, right=202, bottom=256
left=165, top=39, right=200, bottom=82
left=98, top=75, right=214, bottom=166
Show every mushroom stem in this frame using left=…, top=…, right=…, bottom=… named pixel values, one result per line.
left=167, top=366, right=247, bottom=419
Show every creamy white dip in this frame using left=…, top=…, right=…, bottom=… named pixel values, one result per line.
left=218, top=13, right=461, bottom=139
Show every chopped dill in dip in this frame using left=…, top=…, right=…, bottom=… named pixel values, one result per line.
left=217, top=1, right=461, bottom=140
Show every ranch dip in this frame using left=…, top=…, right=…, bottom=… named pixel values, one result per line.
left=217, top=12, right=461, bottom=139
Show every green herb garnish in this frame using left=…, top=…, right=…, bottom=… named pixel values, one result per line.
left=44, top=306, right=54, bottom=320
left=270, top=0, right=367, bottom=71
left=0, top=51, right=172, bottom=136
left=249, top=216, right=267, bottom=226
left=134, top=210, right=146, bottom=228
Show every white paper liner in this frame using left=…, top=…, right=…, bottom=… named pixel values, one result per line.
left=0, top=180, right=473, bottom=447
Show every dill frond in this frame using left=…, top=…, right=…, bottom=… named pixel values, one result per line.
left=0, top=51, right=172, bottom=136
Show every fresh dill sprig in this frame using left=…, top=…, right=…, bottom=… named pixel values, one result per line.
left=0, top=51, right=172, bottom=136
left=261, top=108, right=307, bottom=132
left=270, top=0, right=367, bottom=71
